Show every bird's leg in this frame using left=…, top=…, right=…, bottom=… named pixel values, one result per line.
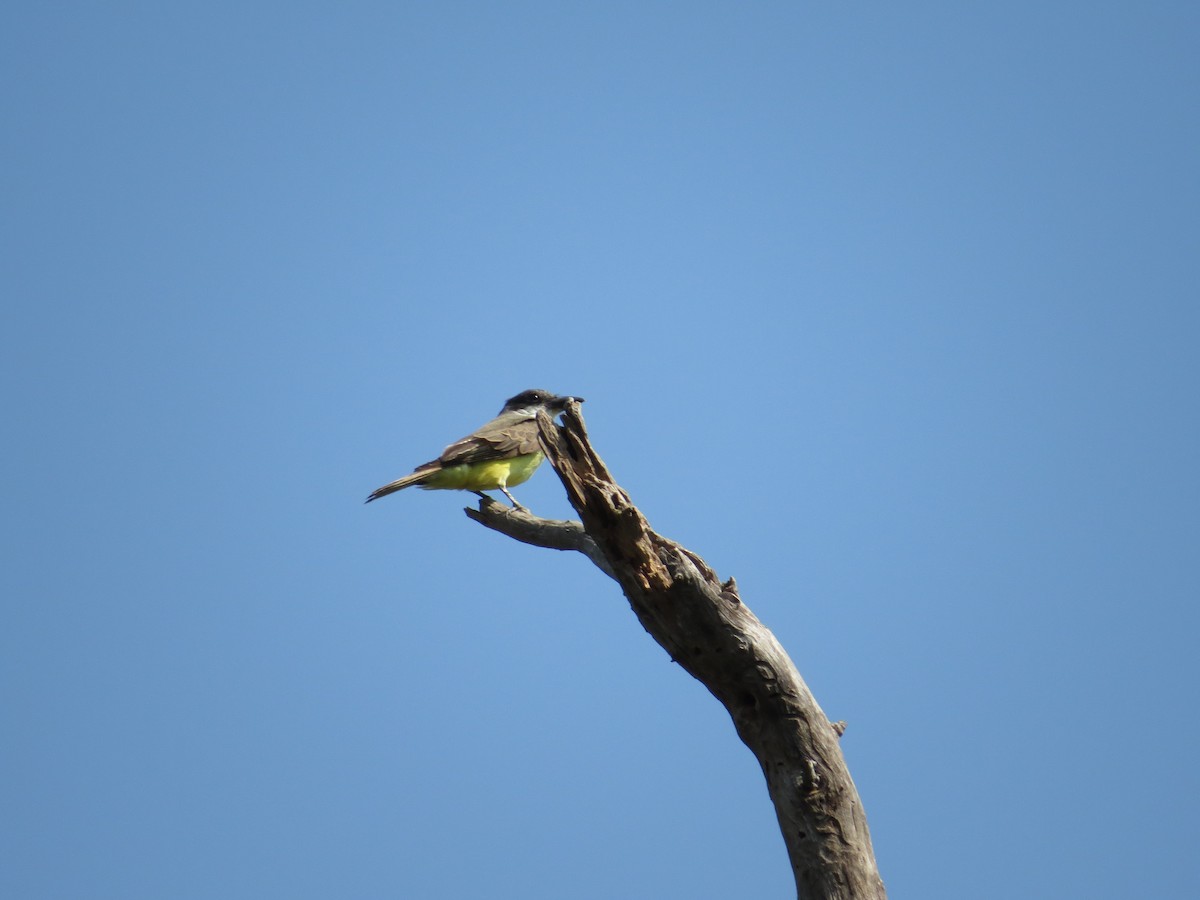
left=500, top=487, right=526, bottom=510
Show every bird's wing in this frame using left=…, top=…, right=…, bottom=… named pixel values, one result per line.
left=437, top=415, right=541, bottom=466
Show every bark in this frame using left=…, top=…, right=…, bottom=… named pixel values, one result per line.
left=466, top=402, right=886, bottom=900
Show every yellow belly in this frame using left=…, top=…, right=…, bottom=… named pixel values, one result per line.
left=420, top=452, right=544, bottom=492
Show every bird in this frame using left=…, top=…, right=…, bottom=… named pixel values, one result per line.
left=365, top=389, right=583, bottom=508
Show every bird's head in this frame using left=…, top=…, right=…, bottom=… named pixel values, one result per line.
left=501, top=389, right=584, bottom=418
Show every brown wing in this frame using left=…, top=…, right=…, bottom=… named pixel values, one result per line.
left=437, top=415, right=541, bottom=466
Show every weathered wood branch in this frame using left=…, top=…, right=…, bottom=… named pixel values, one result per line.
left=463, top=499, right=616, bottom=580
left=466, top=402, right=886, bottom=900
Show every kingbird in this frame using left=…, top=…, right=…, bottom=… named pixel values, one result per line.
left=365, top=389, right=582, bottom=508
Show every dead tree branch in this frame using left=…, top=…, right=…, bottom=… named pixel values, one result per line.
left=463, top=499, right=616, bottom=580
left=466, top=402, right=886, bottom=900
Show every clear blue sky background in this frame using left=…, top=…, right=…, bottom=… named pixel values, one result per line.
left=3, top=4, right=1198, bottom=898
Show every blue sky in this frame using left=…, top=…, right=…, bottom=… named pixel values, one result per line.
left=3, top=3, right=1198, bottom=897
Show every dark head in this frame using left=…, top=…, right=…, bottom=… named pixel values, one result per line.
left=500, top=389, right=584, bottom=417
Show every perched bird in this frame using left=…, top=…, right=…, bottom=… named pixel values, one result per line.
left=365, top=389, right=583, bottom=508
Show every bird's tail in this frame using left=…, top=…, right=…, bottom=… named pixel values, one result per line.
left=364, top=469, right=432, bottom=503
